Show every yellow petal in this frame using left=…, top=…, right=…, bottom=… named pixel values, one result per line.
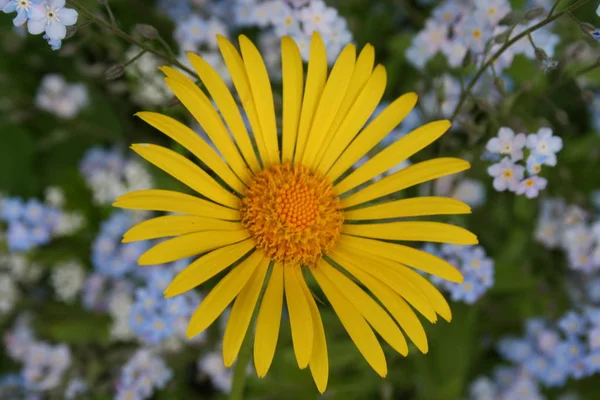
left=217, top=35, right=270, bottom=167
left=301, top=43, right=356, bottom=168
left=223, top=257, right=269, bottom=367
left=294, top=32, right=327, bottom=162
left=328, top=253, right=429, bottom=353
left=186, top=52, right=261, bottom=174
left=335, top=120, right=451, bottom=194
left=327, top=93, right=418, bottom=181
left=315, top=44, right=375, bottom=167
left=320, top=260, right=408, bottom=356
left=186, top=251, right=263, bottom=338
left=344, top=197, right=471, bottom=220
left=281, top=36, right=304, bottom=163
left=285, top=265, right=313, bottom=369
left=138, top=229, right=250, bottom=266
left=135, top=112, right=246, bottom=194
left=239, top=35, right=280, bottom=166
left=123, top=215, right=242, bottom=243
left=113, top=190, right=240, bottom=221
left=316, top=65, right=387, bottom=174
left=341, top=158, right=471, bottom=208
left=162, top=70, right=251, bottom=183
left=342, top=221, right=478, bottom=245
left=311, top=262, right=387, bottom=377
left=254, top=262, right=284, bottom=378
left=330, top=248, right=437, bottom=323
left=297, top=268, right=329, bottom=393
left=339, top=235, right=463, bottom=283
left=164, top=240, right=255, bottom=298
left=386, top=259, right=452, bottom=322
left=130, top=143, right=239, bottom=209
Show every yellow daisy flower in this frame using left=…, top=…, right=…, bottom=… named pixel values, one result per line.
left=114, top=32, right=477, bottom=393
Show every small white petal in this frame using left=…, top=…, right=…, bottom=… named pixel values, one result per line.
left=58, top=8, right=77, bottom=26
left=47, top=0, right=66, bottom=8
left=27, top=18, right=47, bottom=35
left=46, top=20, right=67, bottom=40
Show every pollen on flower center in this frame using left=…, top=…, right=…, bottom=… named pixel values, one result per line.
left=240, top=163, right=344, bottom=266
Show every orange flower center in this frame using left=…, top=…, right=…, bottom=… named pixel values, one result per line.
left=240, top=163, right=344, bottom=266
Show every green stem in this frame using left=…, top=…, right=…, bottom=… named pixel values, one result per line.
left=69, top=1, right=196, bottom=77
left=123, top=49, right=147, bottom=67
left=449, top=0, right=591, bottom=121
left=229, top=329, right=253, bottom=400
left=102, top=0, right=118, bottom=28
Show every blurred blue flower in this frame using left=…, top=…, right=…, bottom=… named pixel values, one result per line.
left=558, top=311, right=586, bottom=336
left=1, top=197, right=24, bottom=221
left=92, top=212, right=151, bottom=278
left=497, top=338, right=534, bottom=363
left=117, top=349, right=172, bottom=399
left=585, top=351, right=600, bottom=374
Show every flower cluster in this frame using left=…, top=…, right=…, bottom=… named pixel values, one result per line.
left=80, top=147, right=153, bottom=205
left=35, top=74, right=89, bottom=119
left=423, top=244, right=494, bottom=304
left=406, top=0, right=559, bottom=71
left=234, top=0, right=352, bottom=63
left=116, top=349, right=173, bottom=400
left=485, top=127, right=562, bottom=198
left=128, top=262, right=203, bottom=346
left=535, top=199, right=600, bottom=274
left=92, top=212, right=150, bottom=278
left=197, top=351, right=233, bottom=394
left=4, top=316, right=72, bottom=394
left=0, top=195, right=80, bottom=252
left=468, top=367, right=545, bottom=400
left=496, top=310, right=600, bottom=389
left=50, top=259, right=86, bottom=303
left=1, top=0, right=78, bottom=50
left=0, top=254, right=44, bottom=315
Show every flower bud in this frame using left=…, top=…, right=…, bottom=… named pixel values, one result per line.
left=105, top=64, right=125, bottom=80
left=136, top=24, right=159, bottom=40
left=525, top=8, right=545, bottom=20
left=534, top=48, right=548, bottom=62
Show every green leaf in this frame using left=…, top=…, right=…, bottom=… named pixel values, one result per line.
left=34, top=302, right=111, bottom=345
left=0, top=124, right=37, bottom=196
left=414, top=304, right=478, bottom=400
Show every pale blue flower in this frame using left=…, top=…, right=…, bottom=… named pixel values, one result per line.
left=44, top=34, right=61, bottom=50
left=450, top=277, right=481, bottom=304
left=456, top=15, right=493, bottom=53
left=526, top=127, right=563, bottom=166
left=2, top=0, right=41, bottom=27
left=6, top=222, right=33, bottom=252
left=542, top=363, right=569, bottom=387
left=497, top=338, right=534, bottom=363
left=487, top=157, right=524, bottom=192
left=558, top=311, right=586, bottom=336
left=524, top=355, right=550, bottom=380
left=526, top=153, right=547, bottom=175
left=515, top=176, right=547, bottom=199
left=1, top=197, right=24, bottom=221
left=27, top=0, right=78, bottom=40
left=585, top=351, right=600, bottom=374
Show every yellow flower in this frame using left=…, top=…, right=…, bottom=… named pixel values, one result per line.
left=114, top=32, right=477, bottom=393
